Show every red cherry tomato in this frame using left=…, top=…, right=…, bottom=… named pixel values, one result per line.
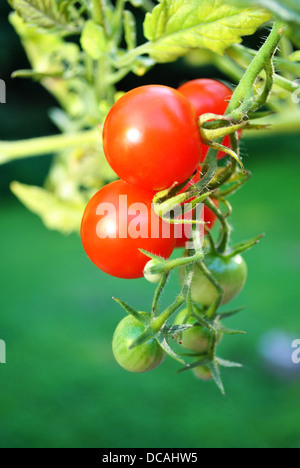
left=102, top=85, right=202, bottom=192
left=174, top=168, right=218, bottom=248
left=177, top=79, right=240, bottom=161
left=81, top=180, right=175, bottom=279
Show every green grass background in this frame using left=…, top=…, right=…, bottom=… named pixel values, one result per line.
left=0, top=136, right=299, bottom=448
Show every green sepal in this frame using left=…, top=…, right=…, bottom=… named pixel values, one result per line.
left=215, top=170, right=252, bottom=198
left=163, top=324, right=194, bottom=335
left=214, top=324, right=246, bottom=336
left=157, top=336, right=187, bottom=365
left=176, top=356, right=210, bottom=374
left=216, top=358, right=243, bottom=369
left=138, top=249, right=163, bottom=262
left=128, top=328, right=154, bottom=350
left=112, top=297, right=149, bottom=326
left=225, top=233, right=265, bottom=258
left=208, top=361, right=225, bottom=396
left=216, top=307, right=246, bottom=320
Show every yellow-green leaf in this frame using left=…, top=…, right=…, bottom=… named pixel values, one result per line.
left=144, top=0, right=272, bottom=62
left=80, top=20, right=107, bottom=60
left=11, top=182, right=84, bottom=234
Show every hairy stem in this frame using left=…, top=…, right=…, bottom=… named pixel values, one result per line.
left=227, top=21, right=285, bottom=119
left=0, top=130, right=99, bottom=165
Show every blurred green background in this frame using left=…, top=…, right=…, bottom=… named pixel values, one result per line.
left=0, top=2, right=300, bottom=449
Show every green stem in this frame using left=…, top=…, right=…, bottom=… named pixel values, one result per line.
left=114, top=42, right=151, bottom=68
left=204, top=198, right=231, bottom=253
left=151, top=294, right=185, bottom=333
left=0, top=130, right=99, bottom=165
left=197, top=262, right=224, bottom=320
left=165, top=252, right=204, bottom=272
left=114, top=0, right=126, bottom=45
left=204, top=229, right=217, bottom=255
left=230, top=43, right=300, bottom=77
left=208, top=161, right=237, bottom=190
left=227, top=41, right=298, bottom=95
left=252, top=60, right=275, bottom=112
left=227, top=21, right=285, bottom=118
left=279, top=36, right=295, bottom=81
left=274, top=74, right=299, bottom=93
left=152, top=272, right=170, bottom=317
left=214, top=54, right=244, bottom=83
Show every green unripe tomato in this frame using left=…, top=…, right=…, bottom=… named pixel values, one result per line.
left=174, top=309, right=222, bottom=353
left=179, top=253, right=247, bottom=306
left=192, top=365, right=213, bottom=381
left=112, top=313, right=165, bottom=373
left=143, top=259, right=163, bottom=284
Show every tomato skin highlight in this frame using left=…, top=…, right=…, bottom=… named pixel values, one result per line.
left=179, top=253, right=248, bottom=306
left=112, top=313, right=165, bottom=373
left=81, top=180, right=175, bottom=279
left=103, top=85, right=202, bottom=191
left=177, top=79, right=239, bottom=161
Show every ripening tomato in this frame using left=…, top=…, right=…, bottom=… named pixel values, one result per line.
left=103, top=85, right=202, bottom=192
left=177, top=79, right=240, bottom=161
left=193, top=365, right=213, bottom=381
left=174, top=309, right=222, bottom=353
left=179, top=253, right=248, bottom=306
left=112, top=313, right=166, bottom=373
left=81, top=180, right=175, bottom=279
left=174, top=168, right=219, bottom=248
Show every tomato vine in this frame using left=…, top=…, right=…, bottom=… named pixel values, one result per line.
left=2, top=0, right=300, bottom=393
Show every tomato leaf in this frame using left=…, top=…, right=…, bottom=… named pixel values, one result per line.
left=143, top=0, right=272, bottom=62
left=227, top=0, right=300, bottom=46
left=8, top=0, right=82, bottom=32
left=80, top=20, right=107, bottom=60
left=227, top=0, right=300, bottom=25
left=10, top=182, right=85, bottom=234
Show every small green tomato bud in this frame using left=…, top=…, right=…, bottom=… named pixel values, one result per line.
left=143, top=259, right=163, bottom=284
left=192, top=365, right=213, bottom=381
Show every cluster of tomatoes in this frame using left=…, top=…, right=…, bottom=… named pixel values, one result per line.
left=81, top=79, right=234, bottom=279
left=81, top=79, right=247, bottom=378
